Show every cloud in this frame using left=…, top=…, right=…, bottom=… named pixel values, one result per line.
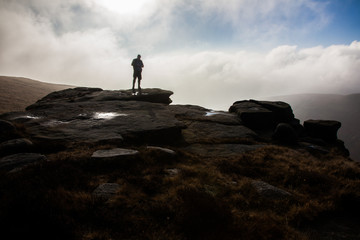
left=144, top=41, right=360, bottom=109
left=0, top=0, right=359, bottom=110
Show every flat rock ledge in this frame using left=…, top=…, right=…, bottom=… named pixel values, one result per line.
left=146, top=146, right=177, bottom=156
left=91, top=148, right=139, bottom=160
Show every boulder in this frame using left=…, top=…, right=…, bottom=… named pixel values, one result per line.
left=229, top=101, right=275, bottom=129
left=252, top=100, right=294, bottom=122
left=0, top=153, right=47, bottom=171
left=229, top=100, right=295, bottom=129
left=0, top=138, right=33, bottom=156
left=92, top=183, right=121, bottom=200
left=0, top=119, right=17, bottom=142
left=272, top=123, right=298, bottom=144
left=252, top=180, right=292, bottom=199
left=304, top=120, right=341, bottom=142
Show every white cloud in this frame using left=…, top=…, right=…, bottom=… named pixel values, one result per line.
left=0, top=0, right=359, bottom=110
left=143, top=41, right=360, bottom=109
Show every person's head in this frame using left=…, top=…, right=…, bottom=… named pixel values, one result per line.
left=137, top=54, right=141, bottom=59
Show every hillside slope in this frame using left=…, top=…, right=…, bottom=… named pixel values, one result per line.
left=0, top=76, right=72, bottom=114
left=267, top=94, right=360, bottom=162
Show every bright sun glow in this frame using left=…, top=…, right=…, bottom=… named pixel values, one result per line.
left=96, top=0, right=152, bottom=14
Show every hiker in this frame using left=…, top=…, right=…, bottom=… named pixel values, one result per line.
left=131, top=54, right=144, bottom=93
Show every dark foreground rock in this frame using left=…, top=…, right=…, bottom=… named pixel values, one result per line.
left=0, top=138, right=33, bottom=157
left=304, top=120, right=341, bottom=142
left=229, top=100, right=294, bottom=129
left=92, top=183, right=121, bottom=201
left=0, top=153, right=47, bottom=171
left=252, top=180, right=292, bottom=199
left=0, top=120, right=18, bottom=142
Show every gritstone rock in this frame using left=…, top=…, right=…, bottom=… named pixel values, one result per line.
left=272, top=123, right=298, bottom=144
left=182, top=121, right=257, bottom=144
left=146, top=146, right=177, bottom=156
left=0, top=138, right=33, bottom=156
left=252, top=180, right=292, bottom=199
left=304, top=120, right=341, bottom=142
left=92, top=183, right=121, bottom=200
left=229, top=100, right=295, bottom=129
left=0, top=120, right=17, bottom=142
left=0, top=153, right=47, bottom=171
left=91, top=148, right=139, bottom=160
left=5, top=88, right=185, bottom=146
left=0, top=87, right=349, bottom=159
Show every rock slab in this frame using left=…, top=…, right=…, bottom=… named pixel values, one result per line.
left=0, top=153, right=47, bottom=171
left=252, top=180, right=292, bottom=199
left=304, top=120, right=341, bottom=142
left=91, top=148, right=139, bottom=160
left=229, top=100, right=295, bottom=129
left=93, top=183, right=121, bottom=200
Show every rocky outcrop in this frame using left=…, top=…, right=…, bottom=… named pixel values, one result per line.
left=3, top=88, right=185, bottom=147
left=229, top=100, right=294, bottom=129
left=0, top=87, right=351, bottom=172
left=304, top=120, right=341, bottom=142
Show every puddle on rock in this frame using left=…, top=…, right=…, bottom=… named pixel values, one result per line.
left=14, top=115, right=41, bottom=120
left=205, top=111, right=228, bottom=117
left=93, top=112, right=128, bottom=120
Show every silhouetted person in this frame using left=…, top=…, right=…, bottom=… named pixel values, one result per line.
left=131, top=54, right=144, bottom=94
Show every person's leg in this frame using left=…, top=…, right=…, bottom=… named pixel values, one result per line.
left=132, top=76, right=136, bottom=93
left=138, top=73, right=142, bottom=91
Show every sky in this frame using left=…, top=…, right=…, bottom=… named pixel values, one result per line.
left=0, top=0, right=359, bottom=110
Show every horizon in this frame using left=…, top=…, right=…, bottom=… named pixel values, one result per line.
left=0, top=0, right=359, bottom=110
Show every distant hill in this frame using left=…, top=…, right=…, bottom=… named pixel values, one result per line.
left=267, top=93, right=360, bottom=161
left=0, top=76, right=73, bottom=114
